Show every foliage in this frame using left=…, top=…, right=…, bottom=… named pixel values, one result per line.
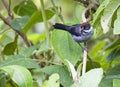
left=0, top=65, right=33, bottom=87
left=0, top=0, right=120, bottom=87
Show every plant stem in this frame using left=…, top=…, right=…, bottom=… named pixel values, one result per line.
left=78, top=43, right=97, bottom=68
left=51, top=0, right=64, bottom=23
left=40, top=0, right=50, bottom=47
left=82, top=42, right=87, bottom=75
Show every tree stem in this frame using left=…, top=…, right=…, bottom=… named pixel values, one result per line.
left=40, top=0, right=50, bottom=47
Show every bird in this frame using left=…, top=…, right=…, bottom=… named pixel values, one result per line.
left=53, top=22, right=94, bottom=42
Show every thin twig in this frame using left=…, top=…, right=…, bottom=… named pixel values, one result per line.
left=8, top=0, right=14, bottom=18
left=1, top=0, right=13, bottom=18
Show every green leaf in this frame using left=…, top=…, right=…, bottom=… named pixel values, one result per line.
left=27, top=33, right=46, bottom=44
left=36, top=42, right=51, bottom=55
left=1, top=65, right=33, bottom=87
left=51, top=30, right=81, bottom=65
left=75, top=5, right=84, bottom=23
left=107, top=64, right=120, bottom=75
left=13, top=0, right=37, bottom=16
left=92, top=0, right=110, bottom=38
left=0, top=56, right=39, bottom=68
left=106, top=75, right=120, bottom=79
left=48, top=74, right=59, bottom=87
left=113, top=79, right=120, bottom=87
left=92, top=0, right=110, bottom=25
left=93, top=21, right=103, bottom=38
left=0, top=71, right=6, bottom=87
left=19, top=45, right=38, bottom=57
left=106, top=46, right=120, bottom=61
left=66, top=60, right=77, bottom=81
left=99, top=0, right=106, bottom=4
left=104, top=39, right=120, bottom=51
left=99, top=78, right=112, bottom=87
left=99, top=75, right=120, bottom=87
left=113, top=7, right=120, bottom=34
left=2, top=35, right=18, bottom=55
left=79, top=68, right=103, bottom=87
left=42, top=73, right=60, bottom=87
left=101, top=0, right=120, bottom=33
left=23, top=10, right=54, bottom=33
left=0, top=32, right=7, bottom=45
left=41, top=65, right=73, bottom=87
left=10, top=16, right=29, bottom=31
left=90, top=41, right=106, bottom=57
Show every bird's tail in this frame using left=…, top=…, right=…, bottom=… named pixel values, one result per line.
left=53, top=23, right=69, bottom=30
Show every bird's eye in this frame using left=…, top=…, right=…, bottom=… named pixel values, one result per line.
left=81, top=26, right=85, bottom=29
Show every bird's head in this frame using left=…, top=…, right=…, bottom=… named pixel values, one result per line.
left=72, top=22, right=94, bottom=42
left=80, top=22, right=91, bottom=30
left=80, top=22, right=93, bottom=34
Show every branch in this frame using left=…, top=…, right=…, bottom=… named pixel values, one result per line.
left=82, top=42, right=87, bottom=75
left=0, top=13, right=11, bottom=26
left=78, top=43, right=97, bottom=68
